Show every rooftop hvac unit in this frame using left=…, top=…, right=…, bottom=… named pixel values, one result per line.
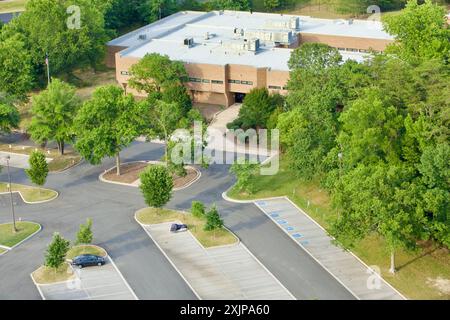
left=289, top=17, right=299, bottom=30
left=244, top=30, right=293, bottom=45
left=138, top=34, right=147, bottom=40
left=183, top=37, right=194, bottom=47
left=246, top=38, right=260, bottom=52
left=233, top=28, right=244, bottom=36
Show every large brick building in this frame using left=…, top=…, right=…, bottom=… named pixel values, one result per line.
left=107, top=10, right=394, bottom=107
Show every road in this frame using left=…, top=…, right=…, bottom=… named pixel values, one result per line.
left=0, top=141, right=354, bottom=300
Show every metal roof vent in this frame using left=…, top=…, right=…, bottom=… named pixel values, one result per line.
left=138, top=34, right=147, bottom=40
left=183, top=37, right=194, bottom=47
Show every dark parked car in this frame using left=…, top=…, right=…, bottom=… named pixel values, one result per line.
left=71, top=254, right=106, bottom=269
left=170, top=223, right=188, bottom=232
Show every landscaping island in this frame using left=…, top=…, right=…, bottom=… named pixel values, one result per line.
left=0, top=182, right=57, bottom=203
left=136, top=207, right=238, bottom=248
left=0, top=221, right=41, bottom=250
left=31, top=244, right=107, bottom=285
left=102, top=161, right=199, bottom=190
left=0, top=143, right=81, bottom=172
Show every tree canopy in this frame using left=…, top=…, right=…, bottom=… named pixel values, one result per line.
left=74, top=85, right=143, bottom=175
left=29, top=79, right=80, bottom=154
left=383, top=0, right=450, bottom=64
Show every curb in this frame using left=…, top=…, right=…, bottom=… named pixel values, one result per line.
left=50, top=158, right=84, bottom=174
left=222, top=190, right=407, bottom=300
left=0, top=188, right=59, bottom=204
left=134, top=212, right=201, bottom=300
left=99, top=160, right=201, bottom=191
left=0, top=221, right=42, bottom=255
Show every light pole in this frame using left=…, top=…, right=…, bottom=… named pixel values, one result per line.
left=5, top=155, right=17, bottom=233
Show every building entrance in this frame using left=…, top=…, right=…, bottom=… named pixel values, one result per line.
left=234, top=93, right=246, bottom=103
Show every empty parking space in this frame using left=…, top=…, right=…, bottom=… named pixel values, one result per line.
left=255, top=198, right=405, bottom=300
left=36, top=257, right=137, bottom=300
left=142, top=222, right=294, bottom=300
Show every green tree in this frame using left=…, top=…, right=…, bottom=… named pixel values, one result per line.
left=204, top=205, right=224, bottom=231
left=191, top=201, right=206, bottom=218
left=209, top=0, right=250, bottom=10
left=45, top=232, right=70, bottom=270
left=139, top=165, right=173, bottom=207
left=230, top=160, right=258, bottom=194
left=330, top=163, right=425, bottom=273
left=28, top=79, right=80, bottom=155
left=129, top=53, right=188, bottom=95
left=75, top=218, right=93, bottom=245
left=161, top=83, right=192, bottom=116
left=143, top=100, right=184, bottom=165
left=383, top=0, right=450, bottom=64
left=288, top=43, right=342, bottom=73
left=74, top=85, right=143, bottom=175
left=25, top=151, right=49, bottom=190
left=0, top=101, right=20, bottom=134
left=139, top=0, right=179, bottom=23
left=229, top=88, right=277, bottom=129
left=2, top=0, right=109, bottom=76
left=0, top=34, right=33, bottom=101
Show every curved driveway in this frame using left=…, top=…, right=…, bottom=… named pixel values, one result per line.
left=0, top=141, right=353, bottom=300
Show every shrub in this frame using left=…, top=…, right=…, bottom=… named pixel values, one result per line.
left=191, top=201, right=205, bottom=218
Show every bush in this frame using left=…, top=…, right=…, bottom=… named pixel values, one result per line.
left=191, top=201, right=205, bottom=218
left=140, top=165, right=173, bottom=208
left=204, top=205, right=224, bottom=231
left=75, top=218, right=93, bottom=245
left=230, top=160, right=259, bottom=194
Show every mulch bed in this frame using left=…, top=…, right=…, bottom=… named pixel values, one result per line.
left=103, top=162, right=198, bottom=188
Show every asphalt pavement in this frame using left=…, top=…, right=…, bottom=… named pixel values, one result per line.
left=0, top=141, right=354, bottom=300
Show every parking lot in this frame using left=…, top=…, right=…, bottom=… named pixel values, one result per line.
left=142, top=222, right=295, bottom=300
left=34, top=257, right=137, bottom=300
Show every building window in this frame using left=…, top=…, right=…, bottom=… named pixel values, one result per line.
left=241, top=81, right=253, bottom=85
left=189, top=77, right=202, bottom=83
left=211, top=80, right=223, bottom=84
left=268, top=85, right=281, bottom=90
left=202, top=79, right=210, bottom=83
left=228, top=79, right=241, bottom=84
left=120, top=71, right=130, bottom=76
left=282, top=86, right=288, bottom=90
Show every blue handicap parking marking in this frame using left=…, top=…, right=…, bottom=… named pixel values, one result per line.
left=300, top=240, right=309, bottom=245
left=285, top=226, right=294, bottom=231
left=270, top=213, right=279, bottom=218
left=292, top=233, right=303, bottom=238
left=256, top=201, right=266, bottom=206
left=277, top=219, right=287, bottom=225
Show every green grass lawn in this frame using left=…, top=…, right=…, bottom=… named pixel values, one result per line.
left=228, top=158, right=450, bottom=300
left=0, top=247, right=6, bottom=254
left=0, top=221, right=40, bottom=248
left=0, top=182, right=57, bottom=203
left=0, top=143, right=81, bottom=172
left=31, top=263, right=75, bottom=284
left=136, top=207, right=238, bottom=248
left=66, top=245, right=107, bottom=260
left=0, top=0, right=27, bottom=13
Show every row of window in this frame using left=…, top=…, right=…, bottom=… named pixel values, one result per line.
left=337, top=47, right=370, bottom=53
left=123, top=73, right=286, bottom=90
left=268, top=85, right=288, bottom=90
left=189, top=77, right=225, bottom=84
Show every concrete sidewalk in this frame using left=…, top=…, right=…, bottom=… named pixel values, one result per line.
left=142, top=222, right=294, bottom=300
left=254, top=198, right=405, bottom=300
left=34, top=257, right=137, bottom=300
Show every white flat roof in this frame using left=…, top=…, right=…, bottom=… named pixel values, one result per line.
left=111, top=10, right=386, bottom=71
